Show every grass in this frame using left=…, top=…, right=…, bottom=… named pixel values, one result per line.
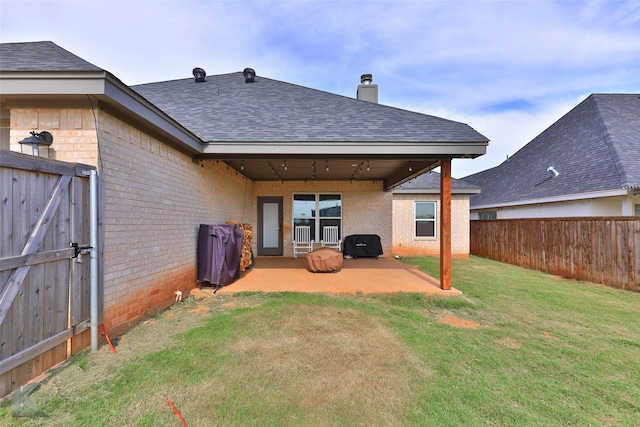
left=2, top=256, right=639, bottom=426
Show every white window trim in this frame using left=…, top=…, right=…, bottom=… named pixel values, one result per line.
left=414, top=201, right=437, bottom=239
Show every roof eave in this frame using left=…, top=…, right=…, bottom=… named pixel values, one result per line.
left=0, top=70, right=204, bottom=155
left=200, top=141, right=488, bottom=159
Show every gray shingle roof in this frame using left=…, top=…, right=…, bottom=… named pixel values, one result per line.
left=394, top=171, right=480, bottom=193
left=0, top=41, right=103, bottom=72
left=132, top=73, right=488, bottom=143
left=464, top=94, right=640, bottom=207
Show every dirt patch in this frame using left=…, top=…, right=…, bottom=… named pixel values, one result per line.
left=438, top=315, right=483, bottom=329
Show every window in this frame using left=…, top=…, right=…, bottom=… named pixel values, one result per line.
left=635, top=204, right=640, bottom=216
left=478, top=211, right=497, bottom=220
left=293, top=193, right=341, bottom=241
left=415, top=201, right=436, bottom=238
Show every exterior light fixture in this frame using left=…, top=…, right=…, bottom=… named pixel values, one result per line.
left=19, top=131, right=53, bottom=158
left=193, top=67, right=206, bottom=83
left=283, top=161, right=288, bottom=171
left=241, top=160, right=245, bottom=171
left=366, top=160, right=370, bottom=171
left=408, top=161, right=412, bottom=172
left=243, top=68, right=256, bottom=83
left=325, top=160, right=329, bottom=172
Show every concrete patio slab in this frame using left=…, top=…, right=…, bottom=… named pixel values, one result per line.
left=213, top=256, right=461, bottom=295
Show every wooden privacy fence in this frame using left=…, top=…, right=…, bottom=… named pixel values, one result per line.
left=470, top=218, right=640, bottom=291
left=0, top=151, right=95, bottom=398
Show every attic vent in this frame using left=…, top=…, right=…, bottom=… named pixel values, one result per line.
left=193, top=67, right=206, bottom=83
left=243, top=68, right=256, bottom=83
left=547, top=166, right=560, bottom=178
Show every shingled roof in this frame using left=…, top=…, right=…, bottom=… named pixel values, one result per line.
left=0, top=41, right=103, bottom=72
left=464, top=94, right=640, bottom=208
left=394, top=171, right=480, bottom=194
left=132, top=73, right=488, bottom=144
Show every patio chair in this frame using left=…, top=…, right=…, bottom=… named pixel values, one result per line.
left=321, top=226, right=341, bottom=251
left=293, top=225, right=314, bottom=259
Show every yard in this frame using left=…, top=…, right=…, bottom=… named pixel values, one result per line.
left=2, top=256, right=639, bottom=426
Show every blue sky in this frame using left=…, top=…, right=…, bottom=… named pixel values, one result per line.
left=2, top=0, right=639, bottom=178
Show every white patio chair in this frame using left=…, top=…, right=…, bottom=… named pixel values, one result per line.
left=321, top=226, right=341, bottom=251
left=293, top=225, right=314, bottom=259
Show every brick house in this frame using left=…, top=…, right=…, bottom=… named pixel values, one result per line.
left=1, top=41, right=488, bottom=337
left=392, top=172, right=480, bottom=257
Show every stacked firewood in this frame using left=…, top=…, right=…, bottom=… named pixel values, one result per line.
left=226, top=220, right=254, bottom=271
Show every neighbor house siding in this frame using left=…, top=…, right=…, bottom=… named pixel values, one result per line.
left=9, top=108, right=252, bottom=335
left=253, top=180, right=392, bottom=257
left=470, top=195, right=634, bottom=220
left=392, top=194, right=470, bottom=257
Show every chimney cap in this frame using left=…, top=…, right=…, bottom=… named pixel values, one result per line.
left=360, top=73, right=373, bottom=84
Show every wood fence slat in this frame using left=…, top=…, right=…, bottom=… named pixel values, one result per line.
left=470, top=217, right=640, bottom=291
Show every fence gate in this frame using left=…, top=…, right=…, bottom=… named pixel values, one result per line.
left=0, top=151, right=96, bottom=397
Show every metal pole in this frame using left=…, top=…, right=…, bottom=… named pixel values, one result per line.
left=89, top=170, right=99, bottom=351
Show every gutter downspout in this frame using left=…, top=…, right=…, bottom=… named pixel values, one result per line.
left=89, top=169, right=99, bottom=351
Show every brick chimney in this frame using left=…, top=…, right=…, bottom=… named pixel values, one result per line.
left=356, top=73, right=378, bottom=103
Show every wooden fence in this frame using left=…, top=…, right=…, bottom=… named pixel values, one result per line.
left=470, top=218, right=640, bottom=291
left=0, top=150, right=95, bottom=397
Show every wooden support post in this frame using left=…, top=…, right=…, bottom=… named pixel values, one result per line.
left=440, top=159, right=452, bottom=290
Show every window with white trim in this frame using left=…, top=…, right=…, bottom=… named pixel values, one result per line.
left=415, top=201, right=436, bottom=238
left=635, top=204, right=640, bottom=216
left=293, top=193, right=342, bottom=242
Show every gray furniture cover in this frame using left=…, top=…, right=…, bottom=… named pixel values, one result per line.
left=198, top=224, right=244, bottom=287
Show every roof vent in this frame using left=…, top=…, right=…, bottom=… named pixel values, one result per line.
left=243, top=68, right=256, bottom=83
left=192, top=67, right=206, bottom=83
left=547, top=166, right=560, bottom=178
left=360, top=73, right=373, bottom=85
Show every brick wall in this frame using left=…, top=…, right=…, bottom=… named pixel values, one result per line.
left=9, top=108, right=252, bottom=335
left=392, top=193, right=470, bottom=257
left=253, top=180, right=392, bottom=257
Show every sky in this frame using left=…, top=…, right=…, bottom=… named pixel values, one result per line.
left=1, top=0, right=639, bottom=178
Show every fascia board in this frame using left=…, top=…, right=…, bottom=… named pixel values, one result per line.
left=471, top=188, right=629, bottom=210
left=202, top=141, right=488, bottom=157
left=0, top=71, right=108, bottom=94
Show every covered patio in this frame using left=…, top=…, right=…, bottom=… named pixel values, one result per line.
left=214, top=256, right=461, bottom=295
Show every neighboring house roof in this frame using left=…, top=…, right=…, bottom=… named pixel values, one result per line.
left=393, top=171, right=481, bottom=194
left=132, top=74, right=488, bottom=144
left=464, top=94, right=640, bottom=208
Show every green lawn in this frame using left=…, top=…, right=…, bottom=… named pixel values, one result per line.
left=2, top=256, right=639, bottom=426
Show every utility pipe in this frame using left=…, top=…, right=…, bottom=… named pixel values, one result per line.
left=89, top=169, right=99, bottom=351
